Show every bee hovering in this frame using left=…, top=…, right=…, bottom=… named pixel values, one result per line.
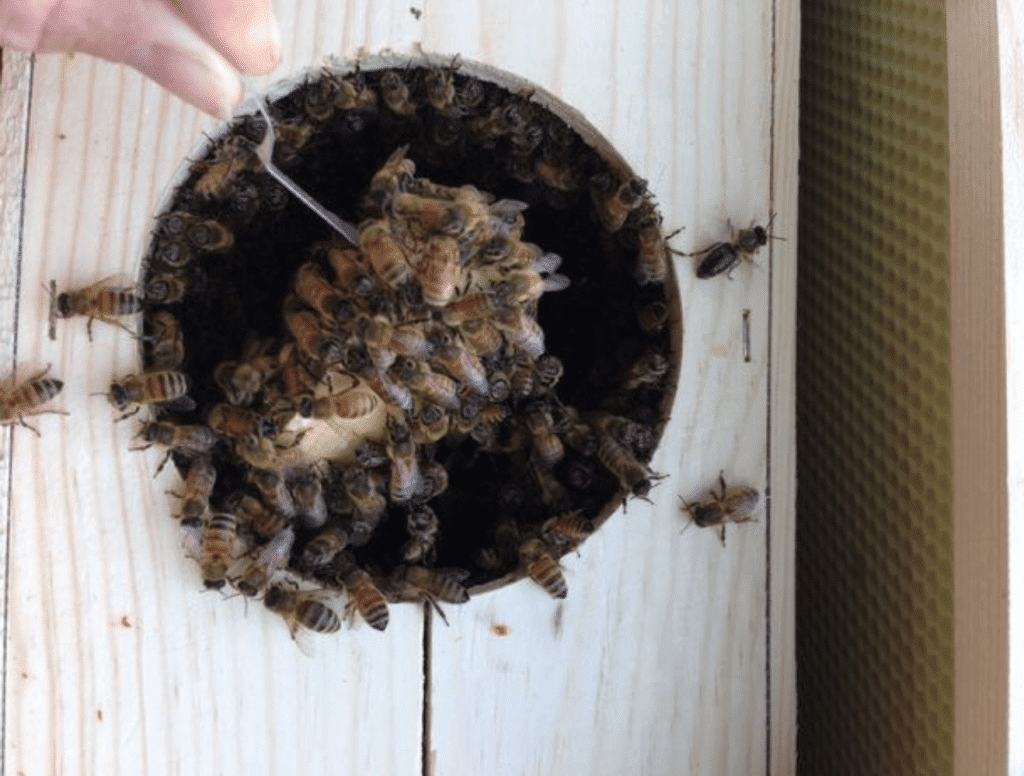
left=48, top=278, right=142, bottom=341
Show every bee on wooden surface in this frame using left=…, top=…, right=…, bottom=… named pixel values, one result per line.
left=590, top=413, right=661, bottom=499
left=289, top=468, right=329, bottom=530
left=622, top=351, right=670, bottom=391
left=176, top=457, right=217, bottom=523
left=231, top=526, right=296, bottom=597
left=379, top=70, right=418, bottom=116
left=293, top=262, right=350, bottom=323
left=143, top=271, right=188, bottom=304
left=213, top=354, right=279, bottom=407
left=47, top=278, right=141, bottom=341
left=403, top=503, right=440, bottom=564
left=283, top=307, right=345, bottom=365
left=636, top=300, right=670, bottom=334
left=263, top=583, right=342, bottom=637
left=518, top=537, right=567, bottom=599
left=197, top=513, right=239, bottom=590
left=384, top=565, right=470, bottom=625
left=525, top=406, right=565, bottom=467
left=144, top=311, right=185, bottom=370
left=541, top=512, right=594, bottom=551
left=191, top=134, right=258, bottom=198
left=592, top=175, right=646, bottom=233
left=229, top=491, right=291, bottom=541
left=386, top=418, right=421, bottom=503
left=106, top=370, right=192, bottom=419
left=134, top=421, right=219, bottom=459
left=297, top=526, right=350, bottom=573
left=0, top=366, right=67, bottom=433
left=690, top=216, right=776, bottom=279
left=342, top=567, right=390, bottom=631
left=679, top=473, right=760, bottom=545
left=247, top=468, right=298, bottom=521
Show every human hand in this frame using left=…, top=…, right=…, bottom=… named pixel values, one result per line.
left=0, top=0, right=280, bottom=115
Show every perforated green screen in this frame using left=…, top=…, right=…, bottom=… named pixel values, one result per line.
left=797, top=2, right=953, bottom=773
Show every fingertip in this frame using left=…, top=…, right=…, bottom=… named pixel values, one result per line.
left=125, top=43, right=242, bottom=117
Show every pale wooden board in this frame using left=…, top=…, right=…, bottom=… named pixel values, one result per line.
left=949, top=2, right=1009, bottom=775
left=420, top=0, right=790, bottom=774
left=0, top=0, right=797, bottom=774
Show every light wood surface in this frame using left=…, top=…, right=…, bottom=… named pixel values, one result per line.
left=0, top=1, right=797, bottom=774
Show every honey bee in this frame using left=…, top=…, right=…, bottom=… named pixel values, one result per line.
left=534, top=157, right=581, bottom=192
left=636, top=300, right=670, bottom=334
left=525, top=406, right=565, bottom=467
left=622, top=351, right=670, bottom=391
left=413, top=402, right=450, bottom=445
left=469, top=101, right=527, bottom=143
left=384, top=565, right=470, bottom=624
left=293, top=262, right=350, bottom=323
left=440, top=292, right=495, bottom=327
left=177, top=457, right=217, bottom=522
left=342, top=567, right=390, bottom=631
left=525, top=456, right=570, bottom=510
left=276, top=343, right=323, bottom=408
left=207, top=402, right=272, bottom=441
left=335, top=74, right=379, bottom=112
left=231, top=526, right=296, bottom=597
left=386, top=418, right=420, bottom=503
left=379, top=70, right=418, bottom=116
left=342, top=466, right=388, bottom=535
left=518, top=538, right=568, bottom=599
left=491, top=305, right=545, bottom=358
left=357, top=365, right=414, bottom=414
left=0, top=366, right=67, bottom=433
left=198, top=513, right=239, bottom=590
left=229, top=492, right=291, bottom=541
left=143, top=271, right=188, bottom=304
left=134, top=421, right=220, bottom=458
left=459, top=318, right=503, bottom=357
left=398, top=360, right=461, bottom=411
left=186, top=218, right=234, bottom=254
left=430, top=344, right=489, bottom=396
left=152, top=239, right=193, bottom=269
left=417, top=235, right=461, bottom=307
left=213, top=355, right=279, bottom=407
left=289, top=468, right=329, bottom=530
left=106, top=370, right=192, bottom=419
left=533, top=354, right=564, bottom=390
left=590, top=413, right=660, bottom=498
left=354, top=438, right=390, bottom=469
left=454, top=77, right=486, bottom=112
left=423, top=60, right=458, bottom=114
left=541, top=512, right=594, bottom=551
left=299, top=389, right=378, bottom=420
left=283, top=307, right=345, bottom=365
left=191, top=134, right=258, bottom=198
left=690, top=217, right=774, bottom=279
left=144, top=311, right=185, bottom=370
left=591, top=175, right=646, bottom=233
left=302, top=75, right=339, bottom=124
left=415, top=459, right=449, bottom=501
left=636, top=218, right=670, bottom=286
left=403, top=503, right=440, bottom=564
left=263, top=583, right=342, bottom=636
left=679, top=473, right=760, bottom=545
left=248, top=468, right=299, bottom=521
left=297, top=525, right=350, bottom=573
left=47, top=278, right=142, bottom=341
left=234, top=435, right=306, bottom=472
left=326, top=245, right=373, bottom=292
left=271, top=119, right=315, bottom=165
left=360, top=221, right=413, bottom=288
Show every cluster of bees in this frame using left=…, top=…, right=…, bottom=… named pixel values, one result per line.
left=0, top=60, right=779, bottom=641
left=94, top=62, right=680, bottom=639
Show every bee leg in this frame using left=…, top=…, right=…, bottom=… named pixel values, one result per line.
left=719, top=526, right=727, bottom=547
left=86, top=317, right=95, bottom=342
left=426, top=597, right=450, bottom=627
left=17, top=418, right=41, bottom=436
left=153, top=450, right=174, bottom=477
left=115, top=407, right=141, bottom=423
left=716, top=471, right=727, bottom=501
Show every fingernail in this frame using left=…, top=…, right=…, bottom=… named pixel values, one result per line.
left=239, top=10, right=281, bottom=74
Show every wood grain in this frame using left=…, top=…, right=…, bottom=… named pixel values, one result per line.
left=0, top=0, right=797, bottom=774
